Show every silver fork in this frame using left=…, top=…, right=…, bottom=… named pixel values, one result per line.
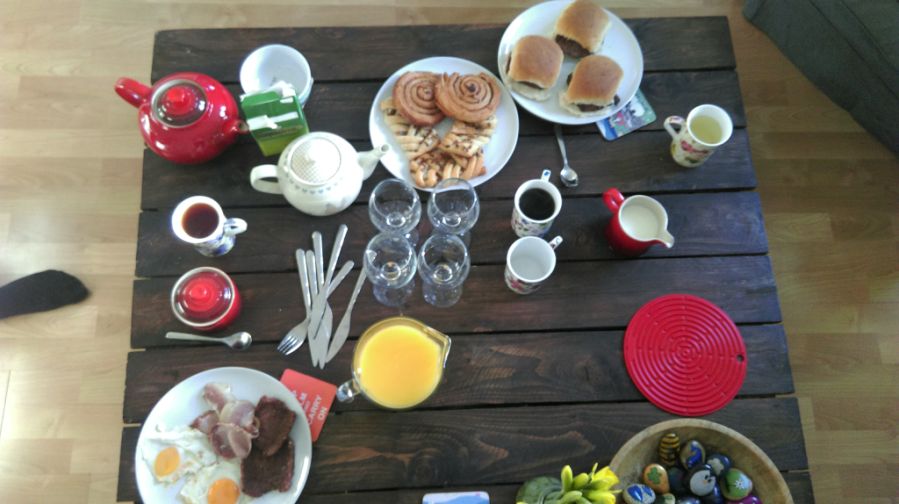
left=277, top=249, right=313, bottom=355
left=278, top=253, right=355, bottom=356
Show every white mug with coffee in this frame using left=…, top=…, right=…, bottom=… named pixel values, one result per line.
left=171, top=196, right=247, bottom=257
left=504, top=235, right=563, bottom=295
left=512, top=169, right=563, bottom=237
left=664, top=104, right=733, bottom=167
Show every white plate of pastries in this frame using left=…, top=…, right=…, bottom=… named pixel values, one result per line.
left=369, top=56, right=519, bottom=190
left=498, top=0, right=643, bottom=125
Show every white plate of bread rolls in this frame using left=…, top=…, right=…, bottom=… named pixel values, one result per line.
left=498, top=0, right=643, bottom=125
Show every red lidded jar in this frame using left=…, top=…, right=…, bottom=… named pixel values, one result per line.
left=170, top=267, right=241, bottom=331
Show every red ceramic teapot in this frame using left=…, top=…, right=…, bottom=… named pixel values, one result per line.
left=115, top=72, right=245, bottom=164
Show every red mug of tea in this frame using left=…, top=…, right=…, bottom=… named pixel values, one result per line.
left=170, top=267, right=242, bottom=331
left=603, top=188, right=675, bottom=256
left=172, top=196, right=247, bottom=257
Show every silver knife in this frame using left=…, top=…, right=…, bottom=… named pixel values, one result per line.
left=326, top=269, right=367, bottom=364
left=307, top=232, right=327, bottom=365
left=311, top=225, right=348, bottom=366
left=312, top=262, right=352, bottom=367
left=305, top=250, right=321, bottom=366
left=328, top=260, right=354, bottom=297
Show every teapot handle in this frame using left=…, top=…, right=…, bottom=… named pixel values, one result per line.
left=115, top=78, right=152, bottom=108
left=249, top=165, right=283, bottom=194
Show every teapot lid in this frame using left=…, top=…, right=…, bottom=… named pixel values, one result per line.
left=286, top=136, right=342, bottom=185
left=152, top=79, right=207, bottom=127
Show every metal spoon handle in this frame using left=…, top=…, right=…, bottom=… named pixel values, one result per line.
left=324, top=224, right=348, bottom=288
left=166, top=332, right=224, bottom=344
left=296, top=249, right=311, bottom=312
left=554, top=124, right=569, bottom=166
left=328, top=260, right=355, bottom=296
left=312, top=231, right=325, bottom=289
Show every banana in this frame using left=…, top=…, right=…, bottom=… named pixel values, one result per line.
left=556, top=490, right=583, bottom=504
left=560, top=465, right=573, bottom=492
left=572, top=473, right=590, bottom=490
left=584, top=490, right=616, bottom=504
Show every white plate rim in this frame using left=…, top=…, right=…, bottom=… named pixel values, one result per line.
left=368, top=56, right=520, bottom=192
left=496, top=0, right=644, bottom=125
left=134, top=366, right=313, bottom=504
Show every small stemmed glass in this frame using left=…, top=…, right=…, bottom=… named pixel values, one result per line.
left=369, top=179, right=422, bottom=244
left=426, top=178, right=480, bottom=245
left=363, top=233, right=417, bottom=307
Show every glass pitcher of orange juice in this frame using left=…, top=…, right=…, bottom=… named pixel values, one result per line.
left=336, top=316, right=451, bottom=409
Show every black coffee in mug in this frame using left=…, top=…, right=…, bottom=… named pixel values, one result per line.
left=519, top=188, right=556, bottom=220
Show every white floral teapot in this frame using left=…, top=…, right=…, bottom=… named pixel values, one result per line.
left=250, top=132, right=389, bottom=216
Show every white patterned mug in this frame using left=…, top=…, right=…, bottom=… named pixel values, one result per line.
left=171, top=196, right=247, bottom=257
left=664, top=104, right=733, bottom=167
left=504, top=235, right=563, bottom=295
left=511, top=169, right=562, bottom=237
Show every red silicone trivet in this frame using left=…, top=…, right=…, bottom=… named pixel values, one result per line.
left=624, top=294, right=747, bottom=417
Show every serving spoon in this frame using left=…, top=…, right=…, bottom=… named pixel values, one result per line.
left=165, top=331, right=252, bottom=350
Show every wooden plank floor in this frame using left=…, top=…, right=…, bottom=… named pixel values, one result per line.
left=0, top=1, right=895, bottom=503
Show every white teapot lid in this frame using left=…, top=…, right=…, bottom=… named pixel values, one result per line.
left=286, top=134, right=343, bottom=185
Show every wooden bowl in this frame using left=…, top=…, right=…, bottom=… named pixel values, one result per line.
left=609, top=419, right=793, bottom=503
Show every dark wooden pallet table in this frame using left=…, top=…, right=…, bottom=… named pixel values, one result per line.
left=117, top=19, right=815, bottom=503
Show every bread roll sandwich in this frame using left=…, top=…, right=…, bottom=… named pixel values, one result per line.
left=505, top=35, right=564, bottom=101
left=553, top=0, right=610, bottom=58
left=559, top=54, right=623, bottom=116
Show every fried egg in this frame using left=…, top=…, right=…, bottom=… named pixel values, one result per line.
left=140, top=425, right=217, bottom=484
left=179, top=459, right=253, bottom=504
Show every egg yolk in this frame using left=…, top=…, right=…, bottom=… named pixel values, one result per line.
left=153, top=446, right=180, bottom=477
left=208, top=478, right=240, bottom=504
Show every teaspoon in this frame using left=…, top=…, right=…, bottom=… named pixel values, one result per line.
left=554, top=123, right=579, bottom=187
left=165, top=331, right=252, bottom=350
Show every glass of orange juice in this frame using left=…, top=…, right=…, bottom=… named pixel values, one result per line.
left=336, top=316, right=451, bottom=409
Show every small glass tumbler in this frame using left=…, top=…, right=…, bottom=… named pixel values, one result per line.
left=369, top=179, right=422, bottom=244
left=418, top=233, right=470, bottom=307
left=364, top=233, right=417, bottom=307
left=427, top=178, right=480, bottom=245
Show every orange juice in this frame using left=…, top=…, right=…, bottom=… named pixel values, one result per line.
left=353, top=319, right=448, bottom=409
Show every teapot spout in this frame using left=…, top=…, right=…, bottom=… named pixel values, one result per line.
left=358, top=144, right=390, bottom=180
left=115, top=77, right=152, bottom=108
left=656, top=229, right=675, bottom=249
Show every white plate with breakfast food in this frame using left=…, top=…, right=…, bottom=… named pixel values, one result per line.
left=369, top=56, right=519, bottom=190
left=135, top=367, right=312, bottom=504
left=497, top=0, right=643, bottom=125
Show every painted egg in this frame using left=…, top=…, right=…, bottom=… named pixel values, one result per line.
left=623, top=483, right=657, bottom=504
left=686, top=463, right=716, bottom=496
left=667, top=466, right=687, bottom=496
left=706, top=453, right=732, bottom=477
left=721, top=468, right=753, bottom=500
left=643, top=463, right=670, bottom=494
left=679, top=440, right=705, bottom=470
left=658, top=432, right=681, bottom=467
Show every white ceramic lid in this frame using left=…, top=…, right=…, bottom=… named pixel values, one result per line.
left=286, top=134, right=343, bottom=184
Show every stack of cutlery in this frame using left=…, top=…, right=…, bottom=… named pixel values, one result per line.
left=276, top=224, right=366, bottom=369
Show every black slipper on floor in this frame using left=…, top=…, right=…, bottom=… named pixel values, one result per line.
left=0, top=270, right=89, bottom=320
